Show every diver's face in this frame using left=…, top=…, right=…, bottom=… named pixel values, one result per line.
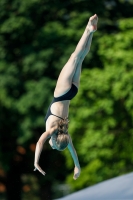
left=49, top=135, right=60, bottom=150
left=49, top=138, right=56, bottom=149
left=49, top=135, right=68, bottom=151
left=49, top=136, right=63, bottom=151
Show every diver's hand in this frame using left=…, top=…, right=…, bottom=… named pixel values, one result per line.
left=73, top=166, right=81, bottom=180
left=34, top=163, right=46, bottom=176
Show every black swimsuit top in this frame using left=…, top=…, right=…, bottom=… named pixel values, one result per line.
left=45, top=84, right=78, bottom=122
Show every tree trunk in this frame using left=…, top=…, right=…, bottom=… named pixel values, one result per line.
left=40, top=182, right=52, bottom=200
left=6, top=160, right=22, bottom=200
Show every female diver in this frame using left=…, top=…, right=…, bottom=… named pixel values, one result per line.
left=34, top=14, right=98, bottom=180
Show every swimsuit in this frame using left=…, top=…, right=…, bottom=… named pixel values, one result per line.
left=45, top=84, right=78, bottom=122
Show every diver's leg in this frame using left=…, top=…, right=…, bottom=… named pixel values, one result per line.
left=72, top=28, right=95, bottom=88
left=54, top=14, right=98, bottom=97
left=72, top=56, right=83, bottom=88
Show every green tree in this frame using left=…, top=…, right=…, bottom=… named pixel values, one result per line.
left=0, top=0, right=133, bottom=199
left=65, top=17, right=133, bottom=191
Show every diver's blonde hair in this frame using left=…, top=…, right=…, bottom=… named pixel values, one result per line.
left=55, top=118, right=69, bottom=150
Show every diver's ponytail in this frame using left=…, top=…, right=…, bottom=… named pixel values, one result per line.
left=55, top=117, right=69, bottom=150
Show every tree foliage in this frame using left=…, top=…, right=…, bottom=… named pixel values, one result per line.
left=0, top=0, right=133, bottom=199
left=64, top=16, right=133, bottom=191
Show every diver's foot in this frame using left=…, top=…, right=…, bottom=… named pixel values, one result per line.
left=87, top=14, right=98, bottom=32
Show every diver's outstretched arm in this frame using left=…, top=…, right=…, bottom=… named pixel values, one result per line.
left=67, top=135, right=81, bottom=180
left=34, top=129, right=54, bottom=175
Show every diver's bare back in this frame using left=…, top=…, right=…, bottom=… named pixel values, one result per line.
left=45, top=100, right=70, bottom=130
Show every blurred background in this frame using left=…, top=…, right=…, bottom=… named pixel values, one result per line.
left=0, top=0, right=133, bottom=199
